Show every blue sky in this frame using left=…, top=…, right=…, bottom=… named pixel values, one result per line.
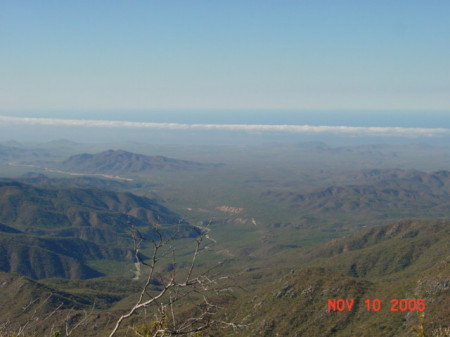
left=1, top=1, right=450, bottom=111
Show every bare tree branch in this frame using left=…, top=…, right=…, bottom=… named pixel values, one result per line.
left=109, top=220, right=242, bottom=337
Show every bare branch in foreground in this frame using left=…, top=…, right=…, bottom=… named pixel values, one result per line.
left=109, top=222, right=242, bottom=337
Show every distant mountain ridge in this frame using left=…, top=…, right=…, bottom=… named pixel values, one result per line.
left=0, top=144, right=56, bottom=161
left=263, top=168, right=450, bottom=223
left=57, top=149, right=223, bottom=174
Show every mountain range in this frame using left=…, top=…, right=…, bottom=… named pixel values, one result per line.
left=263, top=169, right=450, bottom=224
left=0, top=179, right=194, bottom=279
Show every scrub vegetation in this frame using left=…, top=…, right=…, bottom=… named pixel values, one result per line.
left=0, top=141, right=450, bottom=336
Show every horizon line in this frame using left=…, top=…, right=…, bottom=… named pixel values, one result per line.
left=0, top=115, right=449, bottom=138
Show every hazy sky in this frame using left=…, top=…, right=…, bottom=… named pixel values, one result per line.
left=1, top=1, right=450, bottom=111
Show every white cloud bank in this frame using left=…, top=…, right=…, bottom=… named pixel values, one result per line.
left=0, top=115, right=448, bottom=138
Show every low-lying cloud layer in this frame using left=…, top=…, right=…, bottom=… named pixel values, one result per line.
left=0, top=115, right=448, bottom=137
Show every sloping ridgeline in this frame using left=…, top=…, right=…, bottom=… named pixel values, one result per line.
left=0, top=271, right=139, bottom=336
left=0, top=179, right=195, bottom=279
left=56, top=149, right=224, bottom=175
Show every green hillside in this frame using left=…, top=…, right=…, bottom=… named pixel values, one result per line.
left=307, top=219, right=450, bottom=279
left=0, top=179, right=196, bottom=280
left=219, top=220, right=450, bottom=337
left=0, top=272, right=139, bottom=337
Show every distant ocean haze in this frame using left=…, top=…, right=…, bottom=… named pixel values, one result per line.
left=1, top=110, right=450, bottom=128
left=0, top=110, right=449, bottom=144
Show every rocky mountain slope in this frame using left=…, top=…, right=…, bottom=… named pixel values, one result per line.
left=220, top=220, right=450, bottom=337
